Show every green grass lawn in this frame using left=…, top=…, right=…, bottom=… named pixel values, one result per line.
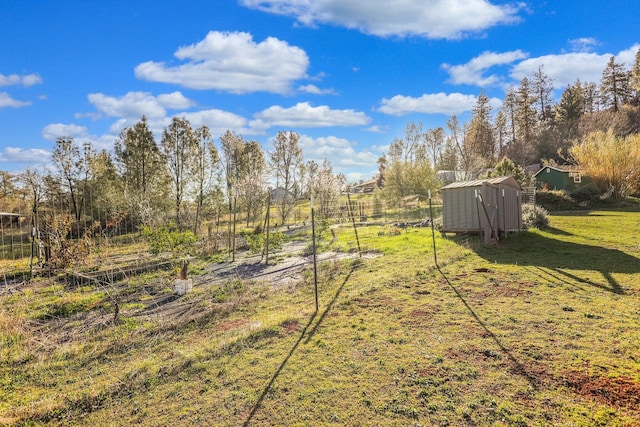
left=1, top=208, right=639, bottom=426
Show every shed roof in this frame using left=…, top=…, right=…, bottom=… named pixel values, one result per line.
left=533, top=165, right=581, bottom=177
left=440, top=176, right=521, bottom=190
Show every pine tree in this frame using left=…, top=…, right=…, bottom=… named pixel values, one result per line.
left=532, top=65, right=555, bottom=122
left=555, top=80, right=585, bottom=141
left=512, top=77, right=537, bottom=164
left=600, top=56, right=629, bottom=112
left=493, top=110, right=508, bottom=159
left=629, top=49, right=640, bottom=106
left=466, top=90, right=495, bottom=167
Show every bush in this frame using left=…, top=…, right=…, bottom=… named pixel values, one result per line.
left=535, top=190, right=576, bottom=211
left=245, top=230, right=287, bottom=255
left=143, top=222, right=196, bottom=255
left=570, top=186, right=601, bottom=203
left=522, top=204, right=549, bottom=230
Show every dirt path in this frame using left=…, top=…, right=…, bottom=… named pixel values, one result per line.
left=138, top=240, right=370, bottom=320
left=196, top=240, right=360, bottom=288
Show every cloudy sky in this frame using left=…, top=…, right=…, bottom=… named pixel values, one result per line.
left=1, top=0, right=639, bottom=181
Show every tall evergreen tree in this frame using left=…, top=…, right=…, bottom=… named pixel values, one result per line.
left=556, top=80, right=585, bottom=141
left=500, top=88, right=518, bottom=150
left=629, top=49, right=640, bottom=106
left=88, top=149, right=122, bottom=223
left=511, top=77, right=537, bottom=164
left=466, top=91, right=495, bottom=167
left=583, top=82, right=600, bottom=114
left=532, top=65, right=555, bottom=122
left=493, top=110, right=508, bottom=159
left=600, top=56, right=629, bottom=112
left=114, top=116, right=164, bottom=197
left=437, top=137, right=459, bottom=172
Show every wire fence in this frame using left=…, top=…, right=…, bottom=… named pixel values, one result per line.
left=1, top=193, right=449, bottom=294
left=1, top=191, right=486, bottom=392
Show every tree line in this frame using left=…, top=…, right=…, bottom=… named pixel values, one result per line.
left=1, top=118, right=347, bottom=243
left=3, top=50, right=640, bottom=238
left=378, top=49, right=640, bottom=199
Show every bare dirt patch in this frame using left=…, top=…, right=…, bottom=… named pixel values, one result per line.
left=216, top=318, right=249, bottom=332
left=563, top=370, right=640, bottom=409
left=281, top=319, right=300, bottom=334
left=199, top=241, right=365, bottom=288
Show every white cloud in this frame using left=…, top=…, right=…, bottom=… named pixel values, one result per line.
left=135, top=31, right=309, bottom=94
left=87, top=91, right=195, bottom=119
left=181, top=109, right=253, bottom=136
left=298, top=134, right=379, bottom=173
left=298, top=84, right=335, bottom=95
left=567, top=37, right=599, bottom=53
left=510, top=44, right=640, bottom=88
left=240, top=0, right=523, bottom=39
left=617, top=44, right=640, bottom=66
left=156, top=92, right=196, bottom=109
left=442, top=50, right=528, bottom=86
left=0, top=147, right=51, bottom=163
left=41, top=123, right=89, bottom=141
left=0, top=92, right=31, bottom=108
left=0, top=73, right=42, bottom=87
left=371, top=144, right=390, bottom=153
left=365, top=125, right=388, bottom=134
left=378, top=92, right=493, bottom=116
left=440, top=44, right=640, bottom=91
left=251, top=102, right=371, bottom=128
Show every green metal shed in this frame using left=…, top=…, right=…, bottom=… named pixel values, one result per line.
left=534, top=165, right=594, bottom=192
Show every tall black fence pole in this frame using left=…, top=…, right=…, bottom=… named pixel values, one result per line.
left=428, top=190, right=438, bottom=268
left=264, top=190, right=271, bottom=265
left=346, top=192, right=362, bottom=257
left=311, top=195, right=318, bottom=312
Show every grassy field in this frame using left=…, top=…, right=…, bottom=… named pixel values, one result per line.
left=1, top=208, right=639, bottom=426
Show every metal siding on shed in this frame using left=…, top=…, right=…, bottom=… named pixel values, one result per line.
left=441, top=176, right=522, bottom=236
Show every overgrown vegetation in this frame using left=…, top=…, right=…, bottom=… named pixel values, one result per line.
left=2, top=45, right=640, bottom=427
left=2, top=209, right=639, bottom=425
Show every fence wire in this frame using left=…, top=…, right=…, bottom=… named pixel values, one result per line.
left=1, top=193, right=449, bottom=298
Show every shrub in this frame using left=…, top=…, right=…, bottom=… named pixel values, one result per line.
left=245, top=230, right=287, bottom=255
left=570, top=186, right=601, bottom=203
left=535, top=190, right=576, bottom=211
left=143, top=222, right=196, bottom=256
left=522, top=204, right=549, bottom=230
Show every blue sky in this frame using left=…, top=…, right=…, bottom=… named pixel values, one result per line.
left=1, top=0, right=639, bottom=182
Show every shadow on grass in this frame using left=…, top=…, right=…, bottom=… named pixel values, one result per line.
left=243, top=266, right=355, bottom=426
left=542, top=225, right=573, bottom=236
left=435, top=265, right=541, bottom=390
left=304, top=267, right=354, bottom=344
left=474, top=232, right=639, bottom=295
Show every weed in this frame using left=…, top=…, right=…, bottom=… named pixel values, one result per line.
left=2, top=209, right=640, bottom=426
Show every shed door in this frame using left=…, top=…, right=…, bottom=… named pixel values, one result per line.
left=479, top=184, right=499, bottom=243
